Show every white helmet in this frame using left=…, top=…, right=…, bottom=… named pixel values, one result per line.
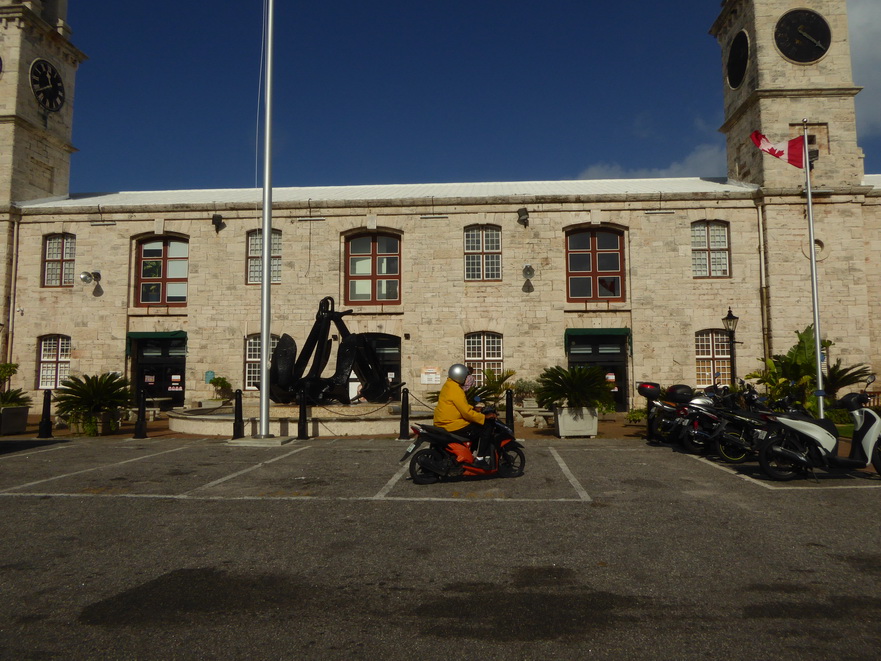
left=448, top=364, right=469, bottom=385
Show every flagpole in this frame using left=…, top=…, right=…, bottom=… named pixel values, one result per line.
left=257, top=0, right=275, bottom=438
left=803, top=118, right=825, bottom=419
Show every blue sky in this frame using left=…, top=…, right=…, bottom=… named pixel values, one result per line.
left=66, top=1, right=881, bottom=194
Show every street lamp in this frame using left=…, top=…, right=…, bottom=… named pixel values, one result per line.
left=722, top=308, right=739, bottom=387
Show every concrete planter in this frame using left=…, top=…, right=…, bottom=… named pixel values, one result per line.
left=0, top=406, right=29, bottom=435
left=554, top=406, right=598, bottom=438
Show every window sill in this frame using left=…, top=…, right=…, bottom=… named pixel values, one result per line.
left=128, top=307, right=189, bottom=316
left=564, top=302, right=631, bottom=313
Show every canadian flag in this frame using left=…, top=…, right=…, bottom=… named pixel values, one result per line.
left=750, top=131, right=805, bottom=169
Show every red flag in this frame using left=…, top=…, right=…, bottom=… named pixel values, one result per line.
left=750, top=131, right=805, bottom=169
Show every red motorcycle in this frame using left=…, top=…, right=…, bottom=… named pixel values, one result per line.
left=400, top=411, right=526, bottom=484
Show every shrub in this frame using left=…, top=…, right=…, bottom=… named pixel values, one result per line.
left=54, top=373, right=132, bottom=436
left=535, top=366, right=614, bottom=410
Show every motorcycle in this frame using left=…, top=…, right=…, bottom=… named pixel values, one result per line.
left=758, top=375, right=881, bottom=481
left=705, top=381, right=780, bottom=464
left=640, top=382, right=695, bottom=446
left=400, top=409, right=526, bottom=484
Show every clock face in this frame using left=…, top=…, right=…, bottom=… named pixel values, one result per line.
left=726, top=31, right=749, bottom=89
left=774, top=9, right=831, bottom=63
left=30, top=59, right=66, bottom=112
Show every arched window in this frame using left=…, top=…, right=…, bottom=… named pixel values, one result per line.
left=695, top=329, right=731, bottom=386
left=345, top=233, right=401, bottom=305
left=246, top=229, right=282, bottom=284
left=565, top=229, right=625, bottom=302
left=691, top=221, right=730, bottom=278
left=38, top=334, right=71, bottom=389
left=135, top=236, right=189, bottom=306
left=464, top=225, right=501, bottom=281
left=244, top=334, right=280, bottom=390
left=42, top=233, right=76, bottom=287
left=464, top=332, right=503, bottom=386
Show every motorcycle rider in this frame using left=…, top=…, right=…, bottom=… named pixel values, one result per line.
left=433, top=363, right=496, bottom=467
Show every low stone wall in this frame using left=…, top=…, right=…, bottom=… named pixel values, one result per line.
left=167, top=402, right=432, bottom=438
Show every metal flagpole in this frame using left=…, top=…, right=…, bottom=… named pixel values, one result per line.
left=803, top=118, right=825, bottom=419
left=258, top=0, right=275, bottom=438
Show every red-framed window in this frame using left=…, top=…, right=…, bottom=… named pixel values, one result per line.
left=464, top=225, right=502, bottom=281
left=38, top=334, right=71, bottom=389
left=135, top=237, right=189, bottom=307
left=345, top=233, right=400, bottom=305
left=42, top=233, right=76, bottom=287
left=566, top=229, right=625, bottom=302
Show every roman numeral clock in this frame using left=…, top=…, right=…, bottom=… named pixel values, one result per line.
left=30, top=58, right=67, bottom=112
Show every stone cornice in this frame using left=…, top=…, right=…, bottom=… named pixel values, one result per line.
left=720, top=87, right=863, bottom=133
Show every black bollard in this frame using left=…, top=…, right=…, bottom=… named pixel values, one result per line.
left=133, top=389, right=148, bottom=439
left=505, top=389, right=514, bottom=430
left=297, top=389, right=309, bottom=440
left=232, top=389, right=244, bottom=439
left=37, top=389, right=53, bottom=439
left=398, top=388, right=410, bottom=440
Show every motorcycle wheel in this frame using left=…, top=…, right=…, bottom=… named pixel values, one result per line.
left=649, top=413, right=677, bottom=444
left=498, top=447, right=526, bottom=478
left=714, top=432, right=750, bottom=464
left=680, top=422, right=707, bottom=454
left=758, top=433, right=802, bottom=481
left=409, top=448, right=442, bottom=484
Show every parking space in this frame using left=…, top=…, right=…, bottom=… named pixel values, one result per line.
left=1, top=435, right=880, bottom=502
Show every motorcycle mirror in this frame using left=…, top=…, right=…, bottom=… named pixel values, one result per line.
left=867, top=374, right=876, bottom=387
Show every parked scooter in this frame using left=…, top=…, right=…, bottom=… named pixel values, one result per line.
left=640, top=382, right=694, bottom=445
left=758, top=375, right=881, bottom=481
left=705, top=381, right=780, bottom=464
left=400, top=408, right=526, bottom=484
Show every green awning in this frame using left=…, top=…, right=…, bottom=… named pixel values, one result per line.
left=564, top=328, right=631, bottom=340
left=126, top=331, right=187, bottom=356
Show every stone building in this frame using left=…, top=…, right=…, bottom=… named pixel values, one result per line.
left=0, top=0, right=878, bottom=412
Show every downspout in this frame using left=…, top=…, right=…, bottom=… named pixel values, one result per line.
left=756, top=200, right=771, bottom=362
left=5, top=213, right=21, bottom=365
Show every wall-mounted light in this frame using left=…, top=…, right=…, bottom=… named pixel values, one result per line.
left=522, top=264, right=535, bottom=279
left=517, top=208, right=529, bottom=227
left=212, top=214, right=225, bottom=232
left=79, top=271, right=101, bottom=284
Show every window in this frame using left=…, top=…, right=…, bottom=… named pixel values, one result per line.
left=691, top=221, right=730, bottom=278
left=695, top=330, right=731, bottom=387
left=464, top=332, right=503, bottom=386
left=345, top=233, right=400, bottom=305
left=247, top=229, right=282, bottom=284
left=244, top=334, right=280, bottom=390
left=566, top=229, right=625, bottom=301
left=136, top=237, right=189, bottom=306
left=464, top=225, right=501, bottom=281
left=38, top=334, right=71, bottom=389
left=42, top=233, right=76, bottom=287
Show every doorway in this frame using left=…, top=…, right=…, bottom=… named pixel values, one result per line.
left=129, top=332, right=187, bottom=408
left=565, top=329, right=630, bottom=412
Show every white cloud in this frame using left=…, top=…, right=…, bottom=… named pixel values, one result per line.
left=849, top=0, right=881, bottom=137
left=578, top=143, right=727, bottom=180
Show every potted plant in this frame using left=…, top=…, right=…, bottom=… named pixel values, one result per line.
left=535, top=365, right=614, bottom=438
left=54, top=372, right=133, bottom=436
left=512, top=378, right=539, bottom=407
left=0, top=363, right=32, bottom=435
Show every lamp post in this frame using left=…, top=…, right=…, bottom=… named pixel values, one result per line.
left=722, top=308, right=739, bottom=388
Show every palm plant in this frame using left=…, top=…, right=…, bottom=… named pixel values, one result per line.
left=535, top=365, right=614, bottom=410
left=823, top=359, right=873, bottom=401
left=54, top=373, right=133, bottom=435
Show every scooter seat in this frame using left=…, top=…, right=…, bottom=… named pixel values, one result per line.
left=418, top=424, right=471, bottom=444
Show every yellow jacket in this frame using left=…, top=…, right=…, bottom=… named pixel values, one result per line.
left=433, top=378, right=486, bottom=431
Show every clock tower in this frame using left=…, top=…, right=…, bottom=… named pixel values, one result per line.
left=710, top=0, right=863, bottom=189
left=0, top=0, right=85, bottom=205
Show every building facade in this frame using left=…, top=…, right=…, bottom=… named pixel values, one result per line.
left=1, top=0, right=879, bottom=411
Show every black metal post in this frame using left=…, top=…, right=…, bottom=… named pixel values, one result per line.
left=398, top=387, right=410, bottom=440
left=505, top=389, right=514, bottom=430
left=729, top=330, right=737, bottom=389
left=232, top=389, right=244, bottom=439
left=297, top=388, right=309, bottom=440
left=37, top=389, right=53, bottom=439
left=133, top=389, right=148, bottom=439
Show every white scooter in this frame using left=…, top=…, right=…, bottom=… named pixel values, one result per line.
left=758, top=375, right=881, bottom=481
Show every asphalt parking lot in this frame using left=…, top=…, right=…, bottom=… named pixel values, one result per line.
left=1, top=434, right=880, bottom=660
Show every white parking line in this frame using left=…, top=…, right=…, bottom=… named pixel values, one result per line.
left=549, top=447, right=592, bottom=502
left=371, top=461, right=409, bottom=499
left=181, top=446, right=312, bottom=495
left=686, top=454, right=881, bottom=490
left=0, top=445, right=194, bottom=493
